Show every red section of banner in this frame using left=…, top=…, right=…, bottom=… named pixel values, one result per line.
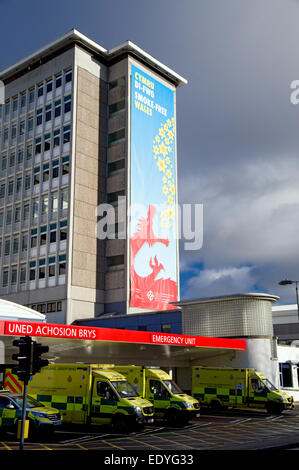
left=1, top=320, right=246, bottom=351
left=0, top=320, right=5, bottom=336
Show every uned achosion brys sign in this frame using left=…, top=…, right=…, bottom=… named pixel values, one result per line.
left=130, top=64, right=178, bottom=311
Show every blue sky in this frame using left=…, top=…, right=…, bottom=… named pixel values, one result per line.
left=1, top=0, right=299, bottom=305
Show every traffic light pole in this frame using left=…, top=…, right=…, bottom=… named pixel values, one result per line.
left=19, top=380, right=28, bottom=451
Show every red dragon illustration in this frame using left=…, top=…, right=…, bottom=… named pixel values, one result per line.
left=130, top=204, right=178, bottom=310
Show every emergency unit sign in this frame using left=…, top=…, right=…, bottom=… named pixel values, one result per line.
left=130, top=64, right=178, bottom=311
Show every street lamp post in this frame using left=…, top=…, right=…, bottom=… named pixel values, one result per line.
left=278, top=279, right=299, bottom=320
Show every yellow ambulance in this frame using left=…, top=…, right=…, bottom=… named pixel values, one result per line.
left=192, top=366, right=294, bottom=414
left=114, top=366, right=200, bottom=425
left=5, top=364, right=154, bottom=432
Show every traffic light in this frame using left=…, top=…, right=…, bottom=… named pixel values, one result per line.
left=11, top=336, right=32, bottom=383
left=32, top=342, right=49, bottom=374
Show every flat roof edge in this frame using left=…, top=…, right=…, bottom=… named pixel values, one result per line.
left=0, top=30, right=187, bottom=88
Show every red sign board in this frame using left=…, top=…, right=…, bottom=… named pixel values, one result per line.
left=2, top=320, right=246, bottom=351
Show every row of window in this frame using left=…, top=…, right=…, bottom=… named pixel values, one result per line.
left=1, top=124, right=71, bottom=162
left=0, top=189, right=69, bottom=228
left=30, top=301, right=62, bottom=314
left=0, top=69, right=72, bottom=120
left=0, top=156, right=69, bottom=201
left=1, top=254, right=67, bottom=287
left=0, top=221, right=67, bottom=257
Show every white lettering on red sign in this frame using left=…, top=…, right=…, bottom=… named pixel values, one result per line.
left=5, top=322, right=97, bottom=340
left=151, top=334, right=196, bottom=346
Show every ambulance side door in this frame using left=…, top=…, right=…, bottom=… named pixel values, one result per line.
left=91, top=380, right=118, bottom=424
left=148, top=379, right=170, bottom=418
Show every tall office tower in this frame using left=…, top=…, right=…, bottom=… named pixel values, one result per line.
left=0, top=30, right=186, bottom=325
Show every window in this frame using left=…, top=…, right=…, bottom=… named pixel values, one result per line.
left=109, top=77, right=125, bottom=90
left=5, top=101, right=10, bottom=117
left=65, top=69, right=72, bottom=83
left=63, top=125, right=71, bottom=143
left=108, top=159, right=125, bottom=176
left=0, top=183, right=5, bottom=198
left=39, top=259, right=46, bottom=279
left=52, top=159, right=59, bottom=178
left=37, top=83, right=43, bottom=97
left=29, top=261, right=36, bottom=281
left=54, top=129, right=60, bottom=147
left=2, top=270, right=8, bottom=287
left=28, top=115, right=33, bottom=133
left=16, top=177, right=22, bottom=193
left=107, top=190, right=125, bottom=205
left=64, top=95, right=71, bottom=113
left=161, top=324, right=171, bottom=333
left=61, top=189, right=68, bottom=211
left=30, top=228, right=37, bottom=248
left=55, top=74, right=62, bottom=89
left=20, top=93, right=26, bottom=109
left=107, top=255, right=124, bottom=268
left=62, top=156, right=69, bottom=175
left=14, top=206, right=21, bottom=223
left=21, top=233, right=28, bottom=251
left=33, top=166, right=40, bottom=185
left=43, top=163, right=50, bottom=182
left=45, top=104, right=52, bottom=122
left=32, top=200, right=39, bottom=219
left=46, top=79, right=53, bottom=93
left=108, top=128, right=125, bottom=146
left=50, top=223, right=57, bottom=243
left=26, top=143, right=32, bottom=160
left=29, top=88, right=35, bottom=104
left=12, top=97, right=18, bottom=112
left=17, top=148, right=24, bottom=164
left=11, top=267, right=17, bottom=285
left=19, top=120, right=25, bottom=136
left=36, top=108, right=42, bottom=126
left=3, top=127, right=8, bottom=144
left=41, top=195, right=48, bottom=214
left=59, top=254, right=66, bottom=275
left=23, top=203, right=30, bottom=221
left=138, top=326, right=147, bottom=331
left=8, top=180, right=14, bottom=196
left=40, top=226, right=47, bottom=245
left=1, top=154, right=7, bottom=171
left=279, top=363, right=293, bottom=388
left=4, top=238, right=10, bottom=256
left=11, top=123, right=17, bottom=140
left=12, top=236, right=19, bottom=254
left=51, top=192, right=58, bottom=213
left=0, top=210, right=3, bottom=227
left=20, top=265, right=26, bottom=284
left=6, top=208, right=12, bottom=225
left=54, top=99, right=61, bottom=117
left=35, top=137, right=41, bottom=154
left=48, top=256, right=56, bottom=277
left=9, top=151, right=15, bottom=167
left=24, top=174, right=31, bottom=190
left=109, top=99, right=125, bottom=117
left=60, top=220, right=67, bottom=240
left=44, top=133, right=51, bottom=151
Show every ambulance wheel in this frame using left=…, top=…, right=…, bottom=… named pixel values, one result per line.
left=266, top=403, right=282, bottom=415
left=210, top=400, right=223, bottom=411
left=112, top=414, right=128, bottom=433
left=166, top=409, right=180, bottom=426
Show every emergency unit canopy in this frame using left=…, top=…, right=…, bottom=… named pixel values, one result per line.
left=0, top=320, right=246, bottom=367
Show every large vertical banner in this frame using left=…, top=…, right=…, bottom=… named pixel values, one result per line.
left=130, top=64, right=178, bottom=311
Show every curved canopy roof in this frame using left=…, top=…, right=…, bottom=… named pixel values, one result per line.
left=0, top=299, right=45, bottom=322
